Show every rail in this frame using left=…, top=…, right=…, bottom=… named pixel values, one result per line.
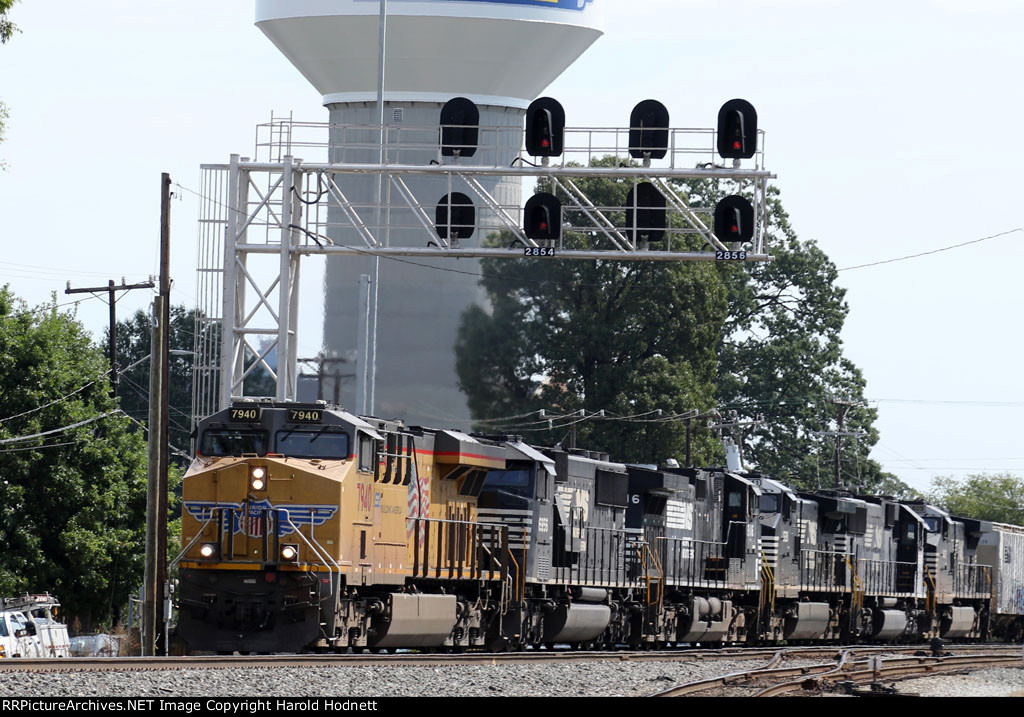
left=171, top=516, right=217, bottom=566
left=799, top=548, right=852, bottom=592
left=858, top=558, right=919, bottom=597
left=279, top=508, right=342, bottom=633
left=953, top=563, right=992, bottom=599
left=254, top=118, right=769, bottom=173
left=408, top=517, right=508, bottom=581
left=554, top=524, right=638, bottom=586
left=655, top=521, right=750, bottom=588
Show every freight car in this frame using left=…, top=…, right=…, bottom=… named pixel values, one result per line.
left=174, top=401, right=1023, bottom=653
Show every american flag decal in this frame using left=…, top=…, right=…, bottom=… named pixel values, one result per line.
left=407, top=450, right=430, bottom=540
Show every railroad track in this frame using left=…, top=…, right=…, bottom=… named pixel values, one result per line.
left=0, top=643, right=1009, bottom=675
left=654, top=645, right=1024, bottom=697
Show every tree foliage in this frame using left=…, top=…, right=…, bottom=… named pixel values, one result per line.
left=456, top=166, right=908, bottom=494
left=457, top=167, right=727, bottom=465
left=714, top=186, right=903, bottom=493
left=927, top=473, right=1024, bottom=524
left=0, top=0, right=17, bottom=45
left=0, top=286, right=148, bottom=630
left=111, top=305, right=276, bottom=467
left=111, top=306, right=198, bottom=467
left=0, top=0, right=17, bottom=170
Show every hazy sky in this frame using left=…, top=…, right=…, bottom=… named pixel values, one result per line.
left=2, top=0, right=1023, bottom=493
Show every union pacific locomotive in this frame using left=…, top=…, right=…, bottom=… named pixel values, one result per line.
left=175, top=402, right=1024, bottom=653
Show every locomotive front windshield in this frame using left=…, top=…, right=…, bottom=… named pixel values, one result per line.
left=759, top=494, right=780, bottom=513
left=275, top=429, right=351, bottom=459
left=199, top=429, right=268, bottom=456
left=482, top=467, right=534, bottom=497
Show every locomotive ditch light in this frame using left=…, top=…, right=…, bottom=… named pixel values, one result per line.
left=716, top=99, right=758, bottom=160
left=525, top=97, right=565, bottom=158
left=280, top=544, right=299, bottom=562
left=199, top=543, right=218, bottom=559
left=250, top=466, right=267, bottom=491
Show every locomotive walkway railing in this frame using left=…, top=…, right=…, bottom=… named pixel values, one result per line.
left=858, top=558, right=919, bottom=597
left=654, top=521, right=751, bottom=589
left=799, top=549, right=852, bottom=592
left=953, top=563, right=992, bottom=599
left=552, top=525, right=637, bottom=587
left=408, top=517, right=510, bottom=583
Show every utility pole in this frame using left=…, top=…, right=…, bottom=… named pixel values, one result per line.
left=64, top=279, right=155, bottom=397
left=812, top=397, right=867, bottom=489
left=298, top=355, right=354, bottom=405
left=708, top=411, right=764, bottom=472
left=143, top=173, right=172, bottom=656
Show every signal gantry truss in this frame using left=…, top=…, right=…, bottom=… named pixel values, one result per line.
left=192, top=117, right=776, bottom=423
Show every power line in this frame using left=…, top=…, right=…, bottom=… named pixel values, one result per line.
left=838, top=228, right=1022, bottom=272
left=0, top=441, right=78, bottom=455
left=0, top=411, right=124, bottom=446
left=0, top=380, right=101, bottom=426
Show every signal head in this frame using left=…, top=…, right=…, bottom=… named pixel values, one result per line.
left=716, top=99, right=758, bottom=160
left=524, top=193, right=562, bottom=242
left=525, top=97, right=566, bottom=158
left=713, top=195, right=755, bottom=244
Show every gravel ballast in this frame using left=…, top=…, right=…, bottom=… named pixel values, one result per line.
left=0, top=659, right=772, bottom=698
left=895, top=667, right=1024, bottom=697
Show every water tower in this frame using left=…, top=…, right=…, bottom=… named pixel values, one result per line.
left=255, top=0, right=604, bottom=425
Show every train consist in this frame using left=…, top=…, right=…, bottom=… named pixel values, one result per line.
left=175, top=402, right=1024, bottom=653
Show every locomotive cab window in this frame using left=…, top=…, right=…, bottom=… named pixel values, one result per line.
left=759, top=494, right=780, bottom=513
left=275, top=429, right=350, bottom=459
left=199, top=429, right=268, bottom=456
left=482, top=467, right=535, bottom=497
left=358, top=433, right=376, bottom=473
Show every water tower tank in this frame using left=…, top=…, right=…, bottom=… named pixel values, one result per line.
left=255, top=0, right=604, bottom=424
left=256, top=0, right=603, bottom=107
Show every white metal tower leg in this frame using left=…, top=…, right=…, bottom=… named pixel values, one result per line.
left=277, top=156, right=296, bottom=401
left=219, top=154, right=244, bottom=409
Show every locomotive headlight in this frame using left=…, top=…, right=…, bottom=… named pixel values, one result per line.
left=280, top=544, right=298, bottom=562
left=199, top=543, right=217, bottom=559
left=250, top=466, right=267, bottom=491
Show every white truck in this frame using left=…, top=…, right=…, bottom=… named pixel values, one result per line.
left=0, top=594, right=71, bottom=658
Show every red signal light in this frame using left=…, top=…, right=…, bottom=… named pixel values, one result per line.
left=539, top=222, right=549, bottom=231
left=732, top=140, right=742, bottom=150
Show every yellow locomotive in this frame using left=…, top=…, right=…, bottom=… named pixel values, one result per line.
left=176, top=401, right=514, bottom=653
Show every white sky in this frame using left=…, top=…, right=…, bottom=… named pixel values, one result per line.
left=1, top=0, right=1023, bottom=494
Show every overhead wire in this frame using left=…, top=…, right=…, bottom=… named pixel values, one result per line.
left=838, top=228, right=1022, bottom=272
left=0, top=411, right=124, bottom=446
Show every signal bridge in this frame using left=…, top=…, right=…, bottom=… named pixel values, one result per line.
left=193, top=106, right=776, bottom=418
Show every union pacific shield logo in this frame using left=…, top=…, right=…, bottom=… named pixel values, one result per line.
left=184, top=500, right=339, bottom=539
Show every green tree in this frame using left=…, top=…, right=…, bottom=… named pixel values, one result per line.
left=111, top=306, right=197, bottom=466
left=0, top=286, right=148, bottom=630
left=110, top=305, right=276, bottom=468
left=0, top=0, right=18, bottom=44
left=927, top=473, right=1024, bottom=524
left=456, top=166, right=728, bottom=465
left=456, top=167, right=907, bottom=493
left=714, top=186, right=906, bottom=493
left=0, top=0, right=19, bottom=171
